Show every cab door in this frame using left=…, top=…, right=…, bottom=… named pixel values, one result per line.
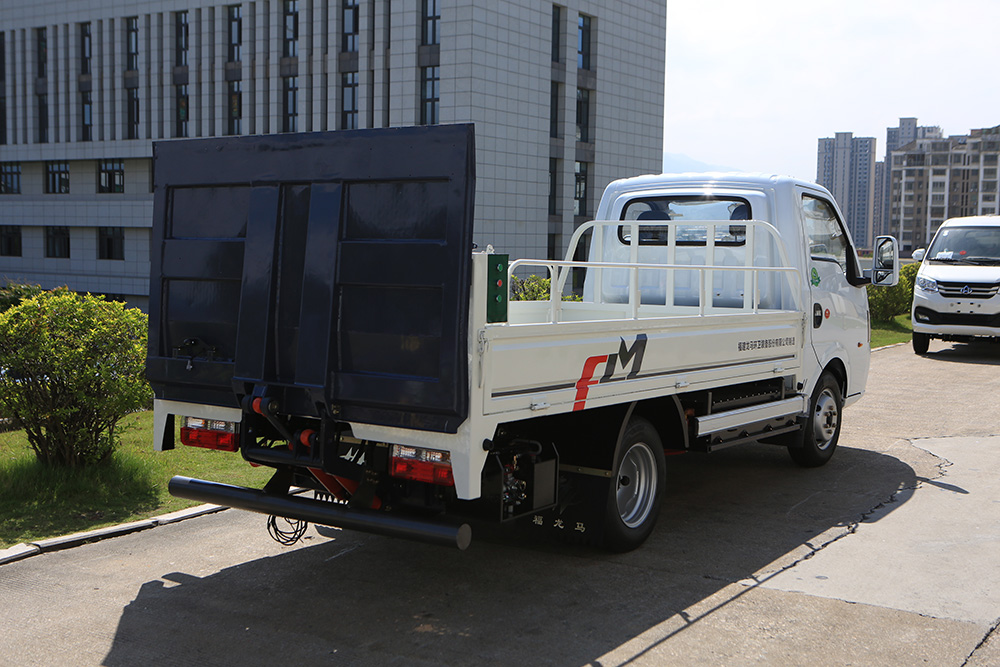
left=799, top=192, right=870, bottom=400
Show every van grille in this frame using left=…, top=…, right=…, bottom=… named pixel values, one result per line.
left=937, top=281, right=1000, bottom=299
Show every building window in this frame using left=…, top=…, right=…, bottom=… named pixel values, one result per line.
left=126, top=17, right=139, bottom=70
left=45, top=227, right=70, bottom=259
left=574, top=161, right=589, bottom=216
left=36, top=28, right=47, bottom=79
left=98, top=160, right=125, bottom=194
left=126, top=88, right=140, bottom=139
left=227, top=5, right=242, bottom=62
left=1, top=163, right=21, bottom=194
left=45, top=162, right=70, bottom=194
left=422, top=0, right=440, bottom=46
left=81, top=91, right=93, bottom=141
left=37, top=94, right=48, bottom=143
left=284, top=1, right=299, bottom=57
left=575, top=88, right=590, bottom=143
left=98, top=227, right=125, bottom=260
left=282, top=77, right=298, bottom=132
left=341, top=72, right=358, bottom=130
left=80, top=23, right=92, bottom=75
left=175, top=12, right=189, bottom=67
left=0, top=226, right=21, bottom=257
left=175, top=85, right=189, bottom=137
left=551, top=6, right=562, bottom=62
left=227, top=80, right=242, bottom=135
left=550, top=82, right=561, bottom=138
left=577, top=15, right=592, bottom=70
left=342, top=0, right=358, bottom=52
left=548, top=158, right=560, bottom=215
left=420, top=66, right=439, bottom=126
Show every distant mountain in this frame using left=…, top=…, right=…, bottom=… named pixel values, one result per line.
left=662, top=152, right=739, bottom=174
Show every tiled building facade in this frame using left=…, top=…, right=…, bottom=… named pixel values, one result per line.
left=0, top=0, right=667, bottom=309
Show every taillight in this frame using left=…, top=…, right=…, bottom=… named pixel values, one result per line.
left=180, top=417, right=239, bottom=452
left=390, top=444, right=455, bottom=486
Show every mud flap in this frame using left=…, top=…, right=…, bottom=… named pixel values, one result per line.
left=527, top=470, right=610, bottom=544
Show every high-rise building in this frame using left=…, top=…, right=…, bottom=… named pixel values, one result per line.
left=0, top=1, right=667, bottom=309
left=877, top=117, right=941, bottom=237
left=816, top=131, right=876, bottom=248
left=887, top=125, right=1000, bottom=253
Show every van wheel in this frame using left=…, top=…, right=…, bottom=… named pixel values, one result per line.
left=912, top=332, right=930, bottom=355
left=788, top=372, right=842, bottom=468
left=603, top=417, right=666, bottom=552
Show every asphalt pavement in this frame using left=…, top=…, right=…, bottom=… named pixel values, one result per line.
left=1, top=339, right=998, bottom=666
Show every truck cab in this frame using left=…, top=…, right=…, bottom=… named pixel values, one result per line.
left=587, top=173, right=896, bottom=409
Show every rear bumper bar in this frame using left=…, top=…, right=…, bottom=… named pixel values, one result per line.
left=168, top=476, right=471, bottom=550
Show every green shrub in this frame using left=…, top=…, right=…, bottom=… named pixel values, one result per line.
left=867, top=262, right=919, bottom=323
left=0, top=291, right=152, bottom=467
left=510, top=274, right=582, bottom=301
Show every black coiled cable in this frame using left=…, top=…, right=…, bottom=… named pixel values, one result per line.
left=266, top=515, right=308, bottom=545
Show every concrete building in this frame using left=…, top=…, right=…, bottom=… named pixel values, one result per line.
left=816, top=131, right=876, bottom=248
left=0, top=0, right=666, bottom=309
left=877, top=117, right=941, bottom=237
left=887, top=125, right=1000, bottom=253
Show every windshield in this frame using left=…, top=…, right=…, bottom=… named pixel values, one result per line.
left=926, top=226, right=1000, bottom=264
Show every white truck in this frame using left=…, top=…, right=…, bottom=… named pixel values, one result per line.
left=147, top=125, right=899, bottom=552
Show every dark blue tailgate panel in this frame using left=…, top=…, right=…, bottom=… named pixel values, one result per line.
left=147, top=125, right=476, bottom=433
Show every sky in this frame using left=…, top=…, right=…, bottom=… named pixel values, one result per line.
left=663, top=0, right=1000, bottom=181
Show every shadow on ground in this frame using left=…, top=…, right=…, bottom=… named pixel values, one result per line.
left=922, top=340, right=1000, bottom=366
left=102, top=443, right=915, bottom=666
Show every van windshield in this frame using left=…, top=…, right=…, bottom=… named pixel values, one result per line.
left=926, top=226, right=1000, bottom=264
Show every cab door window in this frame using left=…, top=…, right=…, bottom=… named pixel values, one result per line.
left=801, top=194, right=848, bottom=272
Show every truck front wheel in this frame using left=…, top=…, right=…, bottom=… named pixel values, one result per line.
left=788, top=372, right=842, bottom=468
left=603, top=417, right=666, bottom=552
left=912, top=332, right=930, bottom=355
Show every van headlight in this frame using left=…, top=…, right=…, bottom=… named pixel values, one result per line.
left=915, top=276, right=938, bottom=293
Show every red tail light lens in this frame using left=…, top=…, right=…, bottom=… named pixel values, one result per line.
left=390, top=445, right=455, bottom=486
left=180, top=417, right=239, bottom=452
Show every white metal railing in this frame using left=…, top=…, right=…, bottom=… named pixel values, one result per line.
left=507, top=219, right=802, bottom=324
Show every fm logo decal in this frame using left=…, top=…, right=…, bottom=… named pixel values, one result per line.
left=574, top=334, right=647, bottom=411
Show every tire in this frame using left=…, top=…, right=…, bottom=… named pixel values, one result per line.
left=912, top=332, right=930, bottom=355
left=603, top=417, right=666, bottom=552
left=788, top=372, right=842, bottom=468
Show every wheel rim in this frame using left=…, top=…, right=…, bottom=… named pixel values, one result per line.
left=812, top=389, right=839, bottom=450
left=616, top=442, right=657, bottom=528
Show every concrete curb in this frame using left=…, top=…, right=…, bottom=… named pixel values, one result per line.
left=0, top=503, right=227, bottom=566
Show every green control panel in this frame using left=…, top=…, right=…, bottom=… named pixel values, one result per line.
left=486, top=254, right=509, bottom=323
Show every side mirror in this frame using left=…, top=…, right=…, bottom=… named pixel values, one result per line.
left=911, top=248, right=926, bottom=262
left=871, top=236, right=899, bottom=287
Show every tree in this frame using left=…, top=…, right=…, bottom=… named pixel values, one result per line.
left=0, top=281, right=46, bottom=313
left=0, top=291, right=152, bottom=467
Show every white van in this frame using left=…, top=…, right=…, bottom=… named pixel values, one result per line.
left=911, top=215, right=1000, bottom=354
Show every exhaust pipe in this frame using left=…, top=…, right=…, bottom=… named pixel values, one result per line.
left=169, top=476, right=471, bottom=550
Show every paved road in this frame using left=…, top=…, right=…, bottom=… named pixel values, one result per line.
left=1, top=340, right=999, bottom=666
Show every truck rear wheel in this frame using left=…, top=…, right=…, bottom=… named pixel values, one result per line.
left=788, top=372, right=842, bottom=468
left=912, top=332, right=930, bottom=355
left=603, top=417, right=666, bottom=552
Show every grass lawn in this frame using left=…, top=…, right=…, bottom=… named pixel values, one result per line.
left=871, top=313, right=913, bottom=349
left=0, top=410, right=271, bottom=548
